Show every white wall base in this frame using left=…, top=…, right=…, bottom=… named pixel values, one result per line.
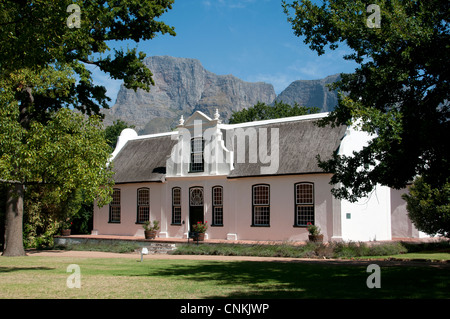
left=227, top=233, right=238, bottom=241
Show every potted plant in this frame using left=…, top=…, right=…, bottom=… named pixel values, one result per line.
left=61, top=219, right=72, bottom=236
left=307, top=222, right=323, bottom=243
left=192, top=221, right=208, bottom=241
left=143, top=220, right=160, bottom=239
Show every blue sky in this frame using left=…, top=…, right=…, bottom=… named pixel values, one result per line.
left=92, top=0, right=358, bottom=106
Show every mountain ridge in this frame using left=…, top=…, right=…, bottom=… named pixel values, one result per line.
left=102, top=56, right=340, bottom=134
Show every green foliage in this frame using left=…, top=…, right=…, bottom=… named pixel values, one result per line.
left=170, top=241, right=409, bottom=259
left=332, top=241, right=408, bottom=258
left=306, top=222, right=321, bottom=236
left=402, top=177, right=450, bottom=238
left=0, top=0, right=175, bottom=199
left=23, top=171, right=99, bottom=249
left=192, top=221, right=208, bottom=233
left=283, top=0, right=450, bottom=202
left=0, top=1, right=175, bottom=108
left=143, top=220, right=160, bottom=232
left=0, top=0, right=175, bottom=255
left=229, top=101, right=319, bottom=124
left=0, top=106, right=114, bottom=252
left=1, top=108, right=115, bottom=204
left=105, top=119, right=135, bottom=149
left=58, top=241, right=140, bottom=254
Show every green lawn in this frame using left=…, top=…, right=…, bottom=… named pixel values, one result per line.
left=1, top=255, right=449, bottom=299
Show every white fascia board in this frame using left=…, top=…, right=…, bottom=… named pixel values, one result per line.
left=110, top=129, right=177, bottom=162
left=218, top=112, right=330, bottom=130
left=129, top=131, right=177, bottom=140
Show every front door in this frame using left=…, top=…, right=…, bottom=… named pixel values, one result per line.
left=189, top=187, right=204, bottom=231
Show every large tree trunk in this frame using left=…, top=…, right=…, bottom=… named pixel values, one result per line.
left=2, top=183, right=26, bottom=256
left=2, top=85, right=33, bottom=257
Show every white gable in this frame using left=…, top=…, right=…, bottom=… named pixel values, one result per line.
left=166, top=111, right=233, bottom=177
left=182, top=110, right=213, bottom=127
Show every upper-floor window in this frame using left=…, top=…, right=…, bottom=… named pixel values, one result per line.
left=190, top=137, right=204, bottom=172
left=252, top=184, right=270, bottom=226
left=109, top=188, right=121, bottom=223
left=137, top=188, right=150, bottom=223
left=295, top=182, right=314, bottom=226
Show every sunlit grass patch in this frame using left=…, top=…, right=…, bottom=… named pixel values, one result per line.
left=1, top=255, right=449, bottom=299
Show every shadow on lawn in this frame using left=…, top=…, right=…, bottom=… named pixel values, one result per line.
left=0, top=266, right=54, bottom=273
left=141, top=261, right=450, bottom=299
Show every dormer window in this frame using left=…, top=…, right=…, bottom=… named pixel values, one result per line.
left=190, top=137, right=204, bottom=172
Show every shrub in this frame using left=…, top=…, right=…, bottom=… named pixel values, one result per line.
left=171, top=241, right=410, bottom=259
left=367, top=242, right=407, bottom=256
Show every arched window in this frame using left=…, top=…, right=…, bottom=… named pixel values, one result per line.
left=212, top=186, right=223, bottom=226
left=295, top=182, right=314, bottom=226
left=109, top=188, right=121, bottom=223
left=252, top=184, right=270, bottom=226
left=137, top=188, right=150, bottom=223
left=172, top=187, right=182, bottom=225
left=190, top=187, right=204, bottom=206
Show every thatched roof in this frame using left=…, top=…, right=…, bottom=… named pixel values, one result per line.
left=226, top=119, right=346, bottom=178
left=111, top=114, right=346, bottom=183
left=112, top=135, right=177, bottom=184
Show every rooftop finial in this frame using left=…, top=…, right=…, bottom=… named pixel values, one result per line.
left=179, top=115, right=184, bottom=125
left=214, top=109, right=220, bottom=121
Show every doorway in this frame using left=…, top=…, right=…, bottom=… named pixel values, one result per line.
left=189, top=187, right=204, bottom=231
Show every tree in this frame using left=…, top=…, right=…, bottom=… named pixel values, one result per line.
left=0, top=0, right=175, bottom=256
left=105, top=120, right=135, bottom=149
left=1, top=104, right=115, bottom=255
left=283, top=1, right=449, bottom=203
left=23, top=185, right=87, bottom=249
left=229, top=101, right=319, bottom=124
left=402, top=177, right=450, bottom=238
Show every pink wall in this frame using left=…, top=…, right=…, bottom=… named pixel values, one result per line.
left=390, top=188, right=421, bottom=238
left=93, top=174, right=338, bottom=242
left=94, top=183, right=163, bottom=237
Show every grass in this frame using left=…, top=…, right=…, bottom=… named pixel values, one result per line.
left=1, top=254, right=449, bottom=299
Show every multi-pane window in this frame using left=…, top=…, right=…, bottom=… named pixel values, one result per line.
left=295, top=183, right=314, bottom=226
left=109, top=188, right=121, bottom=223
left=212, top=186, right=223, bottom=226
left=190, top=137, right=204, bottom=172
left=137, top=188, right=150, bottom=223
left=172, top=187, right=182, bottom=224
left=252, top=184, right=270, bottom=226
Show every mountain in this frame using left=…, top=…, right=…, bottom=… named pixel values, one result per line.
left=274, top=73, right=340, bottom=112
left=102, top=56, right=340, bottom=134
left=103, top=56, right=276, bottom=134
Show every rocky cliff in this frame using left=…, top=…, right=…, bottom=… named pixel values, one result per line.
left=102, top=56, right=340, bottom=134
left=103, top=56, right=276, bottom=134
left=274, top=73, right=340, bottom=112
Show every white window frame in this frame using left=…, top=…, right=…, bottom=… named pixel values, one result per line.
left=252, top=184, right=270, bottom=226
left=295, top=182, right=314, bottom=226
